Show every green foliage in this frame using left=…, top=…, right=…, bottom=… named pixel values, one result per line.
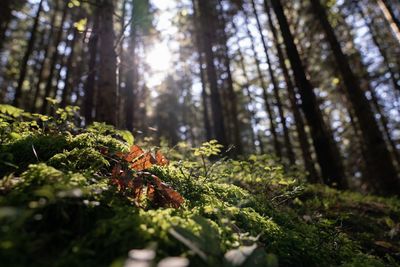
left=193, top=140, right=223, bottom=157
left=0, top=106, right=398, bottom=267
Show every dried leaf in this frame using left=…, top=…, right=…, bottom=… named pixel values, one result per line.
left=155, top=151, right=169, bottom=166
left=151, top=176, right=184, bottom=208
left=131, top=176, right=144, bottom=200
left=125, top=145, right=145, bottom=162
left=131, top=152, right=154, bottom=171
left=147, top=183, right=155, bottom=200
left=111, top=146, right=180, bottom=208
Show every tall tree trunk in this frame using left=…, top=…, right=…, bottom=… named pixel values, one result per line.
left=355, top=3, right=400, bottom=94
left=368, top=87, right=400, bottom=166
left=14, top=0, right=44, bottom=107
left=269, top=0, right=347, bottom=188
left=117, top=0, right=128, bottom=128
left=265, top=3, right=319, bottom=182
left=243, top=10, right=282, bottom=159
left=196, top=0, right=227, bottom=148
left=31, top=0, right=60, bottom=112
left=217, top=0, right=243, bottom=155
left=84, top=8, right=100, bottom=124
left=232, top=19, right=264, bottom=153
left=192, top=0, right=212, bottom=141
left=40, top=1, right=68, bottom=114
left=71, top=36, right=87, bottom=106
left=0, top=0, right=13, bottom=51
left=96, top=0, right=118, bottom=125
left=250, top=0, right=295, bottom=164
left=60, top=26, right=79, bottom=108
left=125, top=20, right=137, bottom=132
left=309, top=0, right=399, bottom=195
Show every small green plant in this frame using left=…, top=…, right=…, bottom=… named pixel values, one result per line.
left=192, top=140, right=223, bottom=178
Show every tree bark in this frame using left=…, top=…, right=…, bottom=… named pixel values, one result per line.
left=192, top=0, right=212, bottom=141
left=265, top=3, right=319, bottom=183
left=60, top=25, right=79, bottom=108
left=0, top=0, right=13, bottom=51
left=14, top=0, right=44, bottom=107
left=40, top=1, right=68, bottom=114
left=84, top=8, right=99, bottom=124
left=243, top=9, right=282, bottom=159
left=117, top=0, right=127, bottom=127
left=309, top=0, right=399, bottom=195
left=250, top=0, right=295, bottom=164
left=196, top=0, right=228, bottom=148
left=125, top=16, right=137, bottom=132
left=95, top=0, right=118, bottom=125
left=30, top=0, right=60, bottom=112
left=232, top=19, right=264, bottom=153
left=269, top=0, right=347, bottom=188
left=355, top=2, right=400, bottom=94
left=217, top=0, right=243, bottom=155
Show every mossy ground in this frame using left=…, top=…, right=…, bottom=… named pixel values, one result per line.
left=0, top=104, right=399, bottom=267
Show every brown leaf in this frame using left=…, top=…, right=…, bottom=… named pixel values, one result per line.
left=131, top=152, right=154, bottom=171
left=125, top=145, right=145, bottom=162
left=151, top=175, right=184, bottom=208
left=147, top=183, right=155, bottom=201
left=131, top=176, right=144, bottom=200
left=155, top=151, right=169, bottom=166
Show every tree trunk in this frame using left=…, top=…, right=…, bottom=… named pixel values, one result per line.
left=192, top=0, right=212, bottom=141
left=355, top=3, right=400, bottom=94
left=250, top=0, right=295, bottom=164
left=0, top=0, right=13, bottom=51
left=84, top=8, right=100, bottom=124
left=269, top=0, right=347, bottom=188
left=117, top=0, right=127, bottom=128
left=125, top=18, right=137, bottom=132
left=368, top=87, right=400, bottom=166
left=243, top=10, right=282, bottom=159
left=265, top=3, right=319, bottom=183
left=232, top=19, right=264, bottom=153
left=95, top=0, right=118, bottom=125
left=14, top=0, right=44, bottom=107
left=40, top=1, right=68, bottom=114
left=31, top=0, right=60, bottom=112
left=60, top=26, right=79, bottom=108
left=217, top=0, right=243, bottom=155
left=196, top=0, right=228, bottom=148
left=309, top=0, right=399, bottom=195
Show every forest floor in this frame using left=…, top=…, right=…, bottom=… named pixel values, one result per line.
left=0, top=104, right=399, bottom=267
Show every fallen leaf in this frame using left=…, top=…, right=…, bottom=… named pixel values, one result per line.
left=156, top=151, right=169, bottom=166
left=131, top=152, right=155, bottom=171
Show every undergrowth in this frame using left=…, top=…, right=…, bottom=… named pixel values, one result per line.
left=0, top=104, right=399, bottom=267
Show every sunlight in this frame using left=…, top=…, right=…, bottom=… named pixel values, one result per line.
left=145, top=43, right=172, bottom=87
left=145, top=43, right=172, bottom=72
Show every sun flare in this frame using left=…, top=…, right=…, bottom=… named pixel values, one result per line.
left=145, top=43, right=172, bottom=72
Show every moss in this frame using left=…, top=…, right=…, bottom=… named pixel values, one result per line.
left=48, top=147, right=109, bottom=174
left=0, top=135, right=69, bottom=176
left=0, top=106, right=398, bottom=267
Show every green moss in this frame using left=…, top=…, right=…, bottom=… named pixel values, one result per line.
left=0, top=135, right=69, bottom=176
left=48, top=147, right=109, bottom=174
left=0, top=106, right=398, bottom=267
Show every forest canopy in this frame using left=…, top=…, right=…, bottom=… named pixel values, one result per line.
left=0, top=0, right=400, bottom=266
